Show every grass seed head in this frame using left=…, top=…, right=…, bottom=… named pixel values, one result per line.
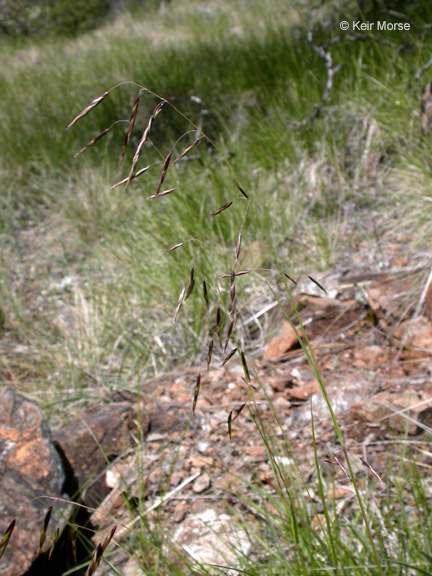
left=67, top=91, right=110, bottom=130
left=192, top=373, right=201, bottom=414
left=156, top=149, right=174, bottom=196
left=111, top=164, right=153, bottom=189
left=126, top=100, right=164, bottom=189
left=307, top=274, right=327, bottom=294
left=203, top=280, right=209, bottom=309
left=120, top=93, right=140, bottom=166
left=240, top=350, right=250, bottom=382
left=207, top=338, right=213, bottom=370
left=233, top=179, right=249, bottom=199
left=224, top=320, right=234, bottom=351
left=173, top=282, right=186, bottom=323
left=173, top=137, right=202, bottom=165
left=74, top=127, right=110, bottom=157
left=185, top=265, right=195, bottom=299
left=222, top=347, right=237, bottom=366
left=207, top=201, right=233, bottom=220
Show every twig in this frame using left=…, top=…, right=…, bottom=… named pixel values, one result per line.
left=292, top=26, right=408, bottom=127
left=416, top=56, right=432, bottom=80
left=112, top=472, right=200, bottom=541
left=292, top=26, right=343, bottom=127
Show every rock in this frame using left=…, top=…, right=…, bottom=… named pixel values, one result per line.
left=293, top=373, right=380, bottom=426
left=351, top=391, right=432, bottom=435
left=192, top=473, right=211, bottom=494
left=273, top=395, right=292, bottom=411
left=263, top=322, right=299, bottom=361
left=172, top=503, right=187, bottom=523
left=0, top=389, right=67, bottom=576
left=366, top=272, right=420, bottom=331
left=171, top=508, right=251, bottom=571
left=394, top=316, right=432, bottom=351
left=286, top=380, right=320, bottom=400
left=54, top=402, right=150, bottom=506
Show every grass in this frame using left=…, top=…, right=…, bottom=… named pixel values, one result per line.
left=2, top=0, right=432, bottom=574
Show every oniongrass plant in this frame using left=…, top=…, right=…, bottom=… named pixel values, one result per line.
left=3, top=1, right=432, bottom=573
left=64, top=80, right=423, bottom=575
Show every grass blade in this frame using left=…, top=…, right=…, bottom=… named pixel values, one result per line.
left=126, top=101, right=164, bottom=189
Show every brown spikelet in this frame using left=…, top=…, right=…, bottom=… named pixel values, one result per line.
left=241, top=376, right=258, bottom=392
left=203, top=280, right=209, bottom=308
left=240, top=350, right=250, bottom=382
left=186, top=266, right=195, bottom=299
left=163, top=242, right=184, bottom=254
left=359, top=456, right=383, bottom=483
left=85, top=526, right=116, bottom=576
left=222, top=347, right=237, bottom=366
left=173, top=282, right=186, bottom=323
left=228, top=402, right=246, bottom=439
left=215, top=307, right=223, bottom=347
left=0, top=520, right=15, bottom=560
left=235, top=231, right=242, bottom=264
left=283, top=272, right=297, bottom=285
left=324, top=457, right=351, bottom=480
left=120, top=94, right=140, bottom=166
left=207, top=201, right=233, bottom=220
left=230, top=270, right=236, bottom=304
left=233, top=179, right=249, bottom=199
left=224, top=320, right=234, bottom=351
left=111, top=164, right=152, bottom=189
left=231, top=299, right=236, bottom=320
left=67, top=91, right=109, bottom=130
left=207, top=339, right=213, bottom=371
left=221, top=270, right=251, bottom=278
left=192, top=373, right=201, bottom=414
left=173, top=138, right=202, bottom=165
left=155, top=149, right=174, bottom=196
left=33, top=506, right=52, bottom=561
left=126, top=101, right=164, bottom=189
left=146, top=187, right=175, bottom=199
left=74, top=127, right=110, bottom=157
left=307, top=274, right=328, bottom=294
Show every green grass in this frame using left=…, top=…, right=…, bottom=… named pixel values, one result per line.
left=2, top=1, right=432, bottom=573
left=1, top=0, right=432, bottom=405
